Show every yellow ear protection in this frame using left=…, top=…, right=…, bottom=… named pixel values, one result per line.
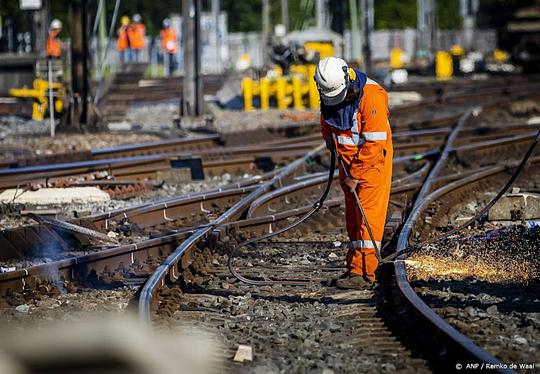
left=348, top=67, right=356, bottom=81
left=343, top=66, right=356, bottom=91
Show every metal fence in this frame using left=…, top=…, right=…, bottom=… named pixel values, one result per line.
left=86, top=27, right=497, bottom=76
left=343, top=28, right=497, bottom=63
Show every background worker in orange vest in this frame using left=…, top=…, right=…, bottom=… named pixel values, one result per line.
left=160, top=18, right=178, bottom=76
left=316, top=57, right=393, bottom=289
left=46, top=19, right=63, bottom=58
left=117, top=16, right=131, bottom=64
left=127, top=14, right=145, bottom=62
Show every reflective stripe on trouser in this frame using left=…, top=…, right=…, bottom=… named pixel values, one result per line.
left=339, top=147, right=393, bottom=281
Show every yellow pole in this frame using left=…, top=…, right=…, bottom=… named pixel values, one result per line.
left=242, top=77, right=254, bottom=111
left=308, top=64, right=319, bottom=110
left=260, top=78, right=269, bottom=111
left=435, top=51, right=453, bottom=80
left=276, top=78, right=287, bottom=111
left=390, top=48, right=403, bottom=69
left=292, top=76, right=303, bottom=111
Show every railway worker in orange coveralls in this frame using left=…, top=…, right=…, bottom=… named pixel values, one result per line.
left=315, top=57, right=393, bottom=289
left=117, top=16, right=131, bottom=64
left=46, top=19, right=63, bottom=58
left=160, top=18, right=178, bottom=76
left=127, top=14, right=146, bottom=62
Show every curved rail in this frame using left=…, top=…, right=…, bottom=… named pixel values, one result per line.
left=392, top=106, right=523, bottom=371
left=137, top=144, right=325, bottom=323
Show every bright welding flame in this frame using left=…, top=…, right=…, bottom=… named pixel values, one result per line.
left=406, top=254, right=537, bottom=284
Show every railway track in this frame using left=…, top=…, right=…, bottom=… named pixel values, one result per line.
left=1, top=111, right=535, bottom=192
left=1, top=129, right=528, bottom=265
left=138, top=104, right=538, bottom=371
left=0, top=84, right=539, bottom=371
left=3, top=76, right=537, bottom=190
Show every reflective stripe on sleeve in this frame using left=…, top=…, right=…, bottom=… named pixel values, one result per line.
left=362, top=132, right=387, bottom=141
left=366, top=78, right=379, bottom=85
left=337, top=136, right=356, bottom=145
left=350, top=240, right=382, bottom=249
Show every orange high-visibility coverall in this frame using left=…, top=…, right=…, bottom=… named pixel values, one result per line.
left=117, top=25, right=130, bottom=51
left=46, top=29, right=62, bottom=58
left=128, top=22, right=145, bottom=50
left=320, top=77, right=393, bottom=281
left=160, top=27, right=178, bottom=54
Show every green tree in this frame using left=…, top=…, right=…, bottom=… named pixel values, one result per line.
left=436, top=0, right=461, bottom=30
left=375, top=0, right=417, bottom=29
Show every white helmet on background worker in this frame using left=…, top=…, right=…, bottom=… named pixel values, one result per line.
left=133, top=14, right=142, bottom=23
left=50, top=19, right=62, bottom=31
left=162, top=18, right=171, bottom=28
left=314, top=57, right=349, bottom=106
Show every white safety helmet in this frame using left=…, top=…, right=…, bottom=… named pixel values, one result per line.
left=314, top=57, right=349, bottom=106
left=50, top=19, right=62, bottom=30
left=162, top=18, right=171, bottom=28
left=133, top=14, right=142, bottom=23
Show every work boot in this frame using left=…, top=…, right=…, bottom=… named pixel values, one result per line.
left=335, top=274, right=374, bottom=290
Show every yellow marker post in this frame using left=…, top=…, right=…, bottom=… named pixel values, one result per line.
left=260, top=78, right=269, bottom=111
left=435, top=51, right=453, bottom=80
left=308, top=65, right=319, bottom=109
left=276, top=78, right=288, bottom=111
left=242, top=77, right=254, bottom=112
left=390, top=48, right=403, bottom=69
left=450, top=44, right=464, bottom=57
left=292, top=76, right=304, bottom=111
left=290, top=65, right=308, bottom=79
left=493, top=49, right=509, bottom=63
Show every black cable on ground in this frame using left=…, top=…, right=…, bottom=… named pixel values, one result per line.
left=382, top=126, right=540, bottom=263
left=228, top=150, right=336, bottom=286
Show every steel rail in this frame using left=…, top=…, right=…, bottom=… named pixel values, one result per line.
left=91, top=134, right=220, bottom=158
left=0, top=142, right=318, bottom=190
left=88, top=169, right=279, bottom=224
left=246, top=158, right=430, bottom=218
left=1, top=157, right=533, bottom=301
left=104, top=185, right=259, bottom=230
left=0, top=198, right=342, bottom=297
left=137, top=144, right=326, bottom=323
left=391, top=155, right=540, bottom=371
left=1, top=123, right=532, bottom=263
left=392, top=107, right=514, bottom=370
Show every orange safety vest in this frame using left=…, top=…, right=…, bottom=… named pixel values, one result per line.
left=46, top=29, right=62, bottom=57
left=160, top=27, right=177, bottom=54
left=127, top=22, right=145, bottom=50
left=117, top=25, right=130, bottom=51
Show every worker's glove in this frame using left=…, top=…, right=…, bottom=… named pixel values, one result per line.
left=345, top=176, right=359, bottom=192
left=325, top=137, right=335, bottom=152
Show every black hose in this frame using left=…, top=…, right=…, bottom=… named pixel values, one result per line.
left=382, top=126, right=540, bottom=263
left=228, top=150, right=336, bottom=286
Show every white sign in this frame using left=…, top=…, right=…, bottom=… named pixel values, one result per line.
left=20, top=0, right=42, bottom=10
